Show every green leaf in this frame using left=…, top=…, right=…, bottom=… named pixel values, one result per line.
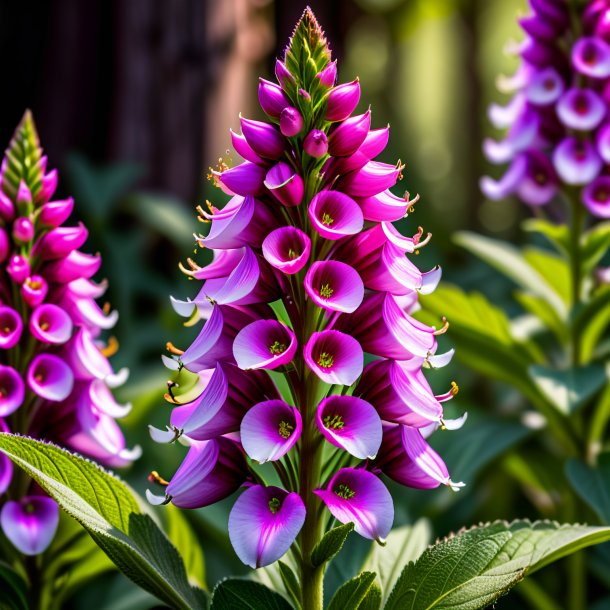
left=278, top=561, right=301, bottom=609
left=582, top=221, right=610, bottom=276
left=328, top=571, right=377, bottom=610
left=574, top=285, right=610, bottom=363
left=210, top=579, right=293, bottom=610
left=566, top=455, right=610, bottom=523
left=358, top=580, right=382, bottom=610
left=311, top=522, right=354, bottom=567
left=455, top=232, right=567, bottom=317
left=514, top=292, right=567, bottom=343
left=0, top=562, right=28, bottom=610
left=522, top=218, right=570, bottom=255
left=0, top=433, right=206, bottom=610
left=166, top=505, right=207, bottom=589
left=523, top=248, right=570, bottom=305
left=361, top=520, right=430, bottom=604
left=528, top=364, right=607, bottom=415
left=385, top=520, right=610, bottom=610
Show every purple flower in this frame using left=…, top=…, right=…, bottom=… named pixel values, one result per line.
left=304, top=130, right=329, bottom=158
left=308, top=190, right=364, bottom=240
left=279, top=107, right=304, bottom=137
left=233, top=320, right=297, bottom=370
left=27, top=354, right=74, bottom=402
left=325, top=79, right=361, bottom=122
left=262, top=226, right=311, bottom=274
left=0, top=365, right=25, bottom=416
left=304, top=260, right=364, bottom=313
left=241, top=399, right=302, bottom=463
left=229, top=485, right=306, bottom=568
left=304, top=330, right=363, bottom=385
left=0, top=306, right=23, bottom=349
left=583, top=175, right=610, bottom=217
left=258, top=79, right=290, bottom=117
left=240, top=117, right=287, bottom=160
left=314, top=468, right=393, bottom=542
left=264, top=162, right=305, bottom=207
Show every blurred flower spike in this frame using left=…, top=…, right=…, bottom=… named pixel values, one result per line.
left=481, top=0, right=610, bottom=217
left=149, top=7, right=463, bottom=579
left=0, top=111, right=139, bottom=555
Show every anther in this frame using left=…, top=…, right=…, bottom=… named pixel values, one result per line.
left=148, top=471, right=170, bottom=486
left=433, top=317, right=449, bottom=335
left=166, top=341, right=184, bottom=356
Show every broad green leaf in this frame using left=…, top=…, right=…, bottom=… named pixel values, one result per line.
left=385, top=520, right=610, bottom=610
left=528, top=364, right=607, bottom=415
left=166, top=505, right=207, bottom=589
left=361, top=520, right=431, bottom=604
left=566, top=455, right=610, bottom=523
left=358, top=581, right=382, bottom=610
left=582, top=221, right=610, bottom=276
left=455, top=232, right=567, bottom=317
left=523, top=248, right=571, bottom=305
left=311, top=523, right=354, bottom=567
left=278, top=561, right=301, bottom=608
left=574, top=286, right=610, bottom=363
left=0, top=562, right=28, bottom=610
left=522, top=218, right=570, bottom=255
left=328, top=571, right=377, bottom=610
left=211, top=579, right=293, bottom=610
left=0, top=433, right=206, bottom=610
left=514, top=292, right=567, bottom=343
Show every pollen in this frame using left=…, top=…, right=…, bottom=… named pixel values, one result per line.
left=334, top=484, right=355, bottom=500
left=450, top=381, right=459, bottom=396
left=278, top=420, right=294, bottom=438
left=317, top=351, right=334, bottom=369
left=287, top=248, right=298, bottom=259
left=268, top=497, right=282, bottom=514
left=321, top=212, right=334, bottom=225
left=269, top=340, right=287, bottom=355
left=319, top=283, right=334, bottom=298
left=323, top=414, right=344, bottom=429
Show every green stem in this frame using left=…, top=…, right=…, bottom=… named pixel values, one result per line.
left=587, top=383, right=610, bottom=465
left=568, top=193, right=584, bottom=368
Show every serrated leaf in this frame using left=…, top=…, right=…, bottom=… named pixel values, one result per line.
left=358, top=580, right=382, bottom=610
left=210, top=579, right=293, bottom=610
left=361, top=520, right=430, bottom=604
left=0, top=562, right=28, bottom=610
left=385, top=520, right=610, bottom=610
left=528, top=364, right=607, bottom=415
left=311, top=523, right=354, bottom=567
left=566, top=455, right=610, bottom=524
left=328, top=571, right=377, bottom=610
left=0, top=433, right=206, bottom=610
left=455, top=232, right=567, bottom=318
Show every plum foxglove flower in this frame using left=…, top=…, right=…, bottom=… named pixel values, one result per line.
left=149, top=12, right=461, bottom=602
left=0, top=112, right=138, bottom=556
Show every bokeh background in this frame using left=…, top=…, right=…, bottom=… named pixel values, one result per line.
left=3, top=0, right=597, bottom=608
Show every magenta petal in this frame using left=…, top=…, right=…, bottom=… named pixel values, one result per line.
left=325, top=80, right=361, bottom=122
left=32, top=223, right=88, bottom=260
left=583, top=176, right=610, bottom=218
left=218, top=162, right=267, bottom=196
left=30, top=304, right=73, bottom=345
left=229, top=485, right=306, bottom=568
left=43, top=250, right=101, bottom=283
left=262, top=226, right=311, bottom=275
left=314, top=468, right=393, bottom=542
left=340, top=161, right=402, bottom=198
left=233, top=320, right=297, bottom=370
left=596, top=123, right=610, bottom=163
left=0, top=420, right=12, bottom=494
left=356, top=190, right=409, bottom=222
left=1, top=496, right=59, bottom=555
left=304, top=260, right=364, bottom=313
left=0, top=306, right=23, bottom=349
left=553, top=137, right=602, bottom=185
left=231, top=129, right=265, bottom=165
left=309, top=190, right=364, bottom=240
left=317, top=61, right=337, bottom=87
left=304, top=330, right=363, bottom=385
left=572, top=36, right=610, bottom=78
left=39, top=197, right=74, bottom=227
left=258, top=78, right=291, bottom=117
left=0, top=365, right=25, bottom=416
left=525, top=67, right=564, bottom=105
left=328, top=111, right=371, bottom=157
left=556, top=88, right=606, bottom=131
left=27, top=354, right=74, bottom=402
left=264, top=162, right=305, bottom=207
left=241, top=399, right=302, bottom=463
left=316, top=395, right=382, bottom=459
left=241, top=117, right=287, bottom=160
left=279, top=107, right=304, bottom=137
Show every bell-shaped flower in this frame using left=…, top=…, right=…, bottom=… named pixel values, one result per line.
left=42, top=249, right=101, bottom=283
left=6, top=254, right=30, bottom=284
left=326, top=126, right=390, bottom=177
left=583, top=175, right=610, bottom=218
left=328, top=111, right=371, bottom=157
left=217, top=162, right=267, bottom=197
left=262, top=226, right=311, bottom=275
left=314, top=467, right=393, bottom=542
left=0, top=306, right=23, bottom=349
left=199, top=195, right=278, bottom=250
left=556, top=88, right=606, bottom=131
left=27, top=354, right=74, bottom=402
left=316, top=395, right=382, bottom=459
left=355, top=359, right=453, bottom=427
left=553, top=137, right=602, bottom=185
left=339, top=161, right=403, bottom=199
left=233, top=320, right=297, bottom=371
left=241, top=399, right=302, bottom=463
left=29, top=303, right=74, bottom=345
left=355, top=188, right=411, bottom=223
left=304, top=330, right=363, bottom=385
left=22, top=275, right=48, bottom=307
left=258, top=78, right=291, bottom=117
left=229, top=485, right=306, bottom=568
left=524, top=67, right=564, bottom=105
left=304, top=260, right=364, bottom=313
left=376, top=424, right=464, bottom=491
left=32, top=223, right=88, bottom=260
left=0, top=365, right=25, bottom=416
left=308, top=190, right=364, bottom=240
left=0, top=496, right=59, bottom=556
left=264, top=162, right=304, bottom=207
left=482, top=108, right=540, bottom=164
left=325, top=79, right=360, bottom=122
left=572, top=36, right=610, bottom=78
left=147, top=438, right=247, bottom=509
left=240, top=117, right=287, bottom=159
left=39, top=197, right=74, bottom=227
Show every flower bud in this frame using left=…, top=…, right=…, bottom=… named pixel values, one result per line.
left=304, top=130, right=328, bottom=158
left=6, top=255, right=30, bottom=284
left=0, top=228, right=9, bottom=263
left=39, top=198, right=74, bottom=227
left=317, top=60, right=337, bottom=87
left=12, top=217, right=34, bottom=243
left=325, top=79, right=361, bottom=122
left=0, top=191, right=15, bottom=221
left=258, top=79, right=290, bottom=118
left=264, top=162, right=304, bottom=207
left=16, top=181, right=32, bottom=215
left=38, top=169, right=58, bottom=204
left=240, top=117, right=286, bottom=159
left=22, top=275, right=48, bottom=307
left=328, top=111, right=371, bottom=157
left=279, top=107, right=303, bottom=137
left=275, top=59, right=295, bottom=88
